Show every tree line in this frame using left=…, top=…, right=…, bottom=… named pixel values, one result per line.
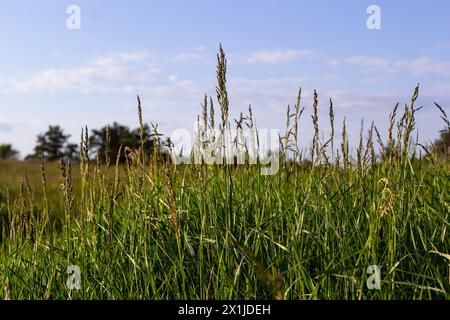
left=0, top=122, right=169, bottom=162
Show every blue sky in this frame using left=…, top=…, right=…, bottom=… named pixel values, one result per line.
left=0, top=0, right=450, bottom=157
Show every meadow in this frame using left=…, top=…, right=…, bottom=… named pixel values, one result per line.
left=0, top=47, right=449, bottom=300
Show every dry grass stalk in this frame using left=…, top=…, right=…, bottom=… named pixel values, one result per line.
left=311, top=90, right=319, bottom=163
left=216, top=44, right=229, bottom=131
left=341, top=117, right=349, bottom=170
left=329, top=98, right=335, bottom=160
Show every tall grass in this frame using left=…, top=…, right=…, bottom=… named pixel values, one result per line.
left=0, top=47, right=449, bottom=300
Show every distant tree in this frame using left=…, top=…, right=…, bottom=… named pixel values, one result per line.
left=433, top=128, right=450, bottom=158
left=432, top=102, right=450, bottom=160
left=0, top=144, right=19, bottom=160
left=90, top=122, right=134, bottom=163
left=90, top=122, right=164, bottom=163
left=64, top=143, right=80, bottom=162
left=31, top=125, right=77, bottom=161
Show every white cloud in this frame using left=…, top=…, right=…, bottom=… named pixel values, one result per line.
left=169, top=51, right=213, bottom=63
left=328, top=59, right=339, bottom=66
left=324, top=89, right=402, bottom=110
left=168, top=74, right=178, bottom=82
left=0, top=51, right=207, bottom=111
left=171, top=46, right=210, bottom=62
left=347, top=56, right=393, bottom=71
left=112, top=52, right=152, bottom=62
left=171, top=52, right=207, bottom=62
left=403, top=58, right=450, bottom=76
left=0, top=52, right=160, bottom=94
left=231, top=76, right=309, bottom=87
left=247, top=49, right=313, bottom=64
left=347, top=55, right=450, bottom=76
left=137, top=79, right=202, bottom=97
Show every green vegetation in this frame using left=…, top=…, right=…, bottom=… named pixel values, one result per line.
left=0, top=47, right=449, bottom=300
left=0, top=144, right=19, bottom=160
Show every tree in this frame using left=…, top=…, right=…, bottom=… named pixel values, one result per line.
left=433, top=129, right=450, bottom=159
left=65, top=143, right=80, bottom=162
left=31, top=125, right=77, bottom=161
left=432, top=102, right=450, bottom=160
left=90, top=122, right=134, bottom=163
left=0, top=144, right=19, bottom=160
left=89, top=122, right=164, bottom=164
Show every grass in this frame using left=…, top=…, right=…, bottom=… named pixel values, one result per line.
left=0, top=47, right=449, bottom=300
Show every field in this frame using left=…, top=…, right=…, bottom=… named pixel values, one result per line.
left=0, top=49, right=449, bottom=300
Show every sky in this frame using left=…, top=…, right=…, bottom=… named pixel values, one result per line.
left=0, top=0, right=450, bottom=157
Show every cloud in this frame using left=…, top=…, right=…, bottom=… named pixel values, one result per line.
left=247, top=49, right=313, bottom=64
left=347, top=56, right=450, bottom=76
left=136, top=79, right=202, bottom=97
left=170, top=46, right=210, bottom=62
left=171, top=52, right=208, bottom=62
left=347, top=56, right=393, bottom=71
left=110, top=52, right=152, bottom=62
left=228, top=77, right=308, bottom=111
left=231, top=77, right=309, bottom=87
left=327, top=59, right=339, bottom=66
left=0, top=52, right=159, bottom=94
left=0, top=51, right=206, bottom=119
left=324, top=89, right=402, bottom=110
left=402, top=58, right=450, bottom=76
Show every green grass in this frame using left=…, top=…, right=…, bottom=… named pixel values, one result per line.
left=0, top=48, right=449, bottom=300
